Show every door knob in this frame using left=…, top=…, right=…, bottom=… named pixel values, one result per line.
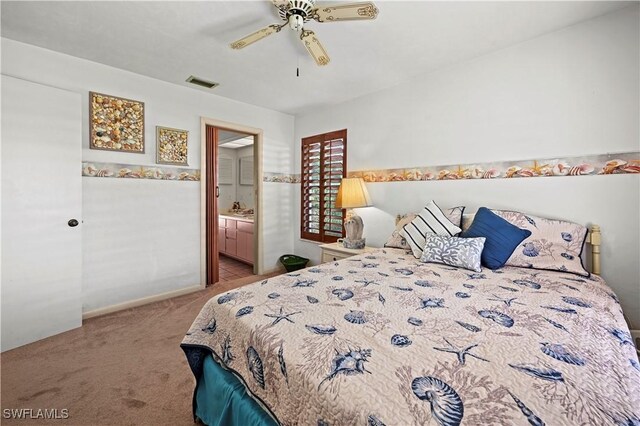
left=68, top=219, right=79, bottom=227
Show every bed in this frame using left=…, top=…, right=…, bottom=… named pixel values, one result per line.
left=181, top=223, right=640, bottom=426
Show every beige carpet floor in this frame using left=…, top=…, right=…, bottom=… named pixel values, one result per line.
left=1, top=273, right=278, bottom=426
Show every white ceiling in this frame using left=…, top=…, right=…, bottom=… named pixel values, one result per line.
left=1, top=1, right=631, bottom=115
left=218, top=129, right=254, bottom=148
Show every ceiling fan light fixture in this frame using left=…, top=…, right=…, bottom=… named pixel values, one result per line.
left=288, top=14, right=304, bottom=31
left=288, top=0, right=316, bottom=18
left=230, top=1, right=379, bottom=66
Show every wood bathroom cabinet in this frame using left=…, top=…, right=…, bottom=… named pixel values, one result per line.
left=219, top=216, right=254, bottom=265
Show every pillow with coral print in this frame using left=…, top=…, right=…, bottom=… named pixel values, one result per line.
left=420, top=233, right=486, bottom=272
left=491, top=210, right=590, bottom=277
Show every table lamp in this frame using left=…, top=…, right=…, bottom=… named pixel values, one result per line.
left=335, top=177, right=372, bottom=249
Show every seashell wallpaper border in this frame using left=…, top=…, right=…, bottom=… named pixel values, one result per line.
left=82, top=162, right=200, bottom=181
left=263, top=172, right=301, bottom=183
left=83, top=152, right=639, bottom=184
left=82, top=163, right=298, bottom=183
left=348, top=152, right=639, bottom=183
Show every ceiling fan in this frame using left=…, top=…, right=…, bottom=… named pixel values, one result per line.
left=230, top=0, right=379, bottom=66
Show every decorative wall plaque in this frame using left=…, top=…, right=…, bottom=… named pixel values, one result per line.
left=156, top=126, right=188, bottom=165
left=89, top=92, right=144, bottom=153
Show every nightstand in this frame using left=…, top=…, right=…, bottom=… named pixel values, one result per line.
left=319, top=242, right=376, bottom=263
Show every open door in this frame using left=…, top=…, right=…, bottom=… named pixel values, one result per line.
left=1, top=75, right=82, bottom=351
left=201, top=118, right=263, bottom=286
left=205, top=125, right=219, bottom=285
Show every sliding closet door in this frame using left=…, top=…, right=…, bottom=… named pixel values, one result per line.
left=1, top=75, right=82, bottom=351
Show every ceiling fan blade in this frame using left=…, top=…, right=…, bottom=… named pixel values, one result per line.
left=312, top=2, right=379, bottom=22
left=300, top=29, right=330, bottom=66
left=230, top=24, right=284, bottom=49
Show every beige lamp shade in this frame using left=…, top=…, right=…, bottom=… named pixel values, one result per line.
left=335, top=177, right=372, bottom=209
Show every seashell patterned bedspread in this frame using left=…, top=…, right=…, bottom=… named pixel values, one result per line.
left=181, top=248, right=640, bottom=426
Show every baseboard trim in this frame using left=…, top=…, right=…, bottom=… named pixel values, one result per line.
left=261, top=266, right=283, bottom=276
left=82, top=284, right=204, bottom=320
left=82, top=269, right=283, bottom=321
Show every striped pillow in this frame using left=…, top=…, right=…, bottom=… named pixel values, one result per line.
left=400, top=200, right=462, bottom=258
left=383, top=206, right=465, bottom=250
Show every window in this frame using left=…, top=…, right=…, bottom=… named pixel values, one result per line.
left=300, top=129, right=347, bottom=242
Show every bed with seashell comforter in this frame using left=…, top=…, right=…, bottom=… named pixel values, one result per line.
left=181, top=248, right=640, bottom=426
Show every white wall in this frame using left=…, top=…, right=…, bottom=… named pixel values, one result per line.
left=236, top=145, right=255, bottom=209
left=218, top=147, right=238, bottom=212
left=218, top=145, right=255, bottom=212
left=294, top=6, right=640, bottom=327
left=1, top=38, right=295, bottom=312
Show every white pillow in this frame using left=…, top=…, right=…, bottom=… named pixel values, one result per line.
left=400, top=200, right=462, bottom=258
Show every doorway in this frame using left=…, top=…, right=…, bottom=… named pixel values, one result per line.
left=201, top=118, right=263, bottom=287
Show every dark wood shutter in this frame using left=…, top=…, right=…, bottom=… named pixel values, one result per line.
left=301, top=129, right=347, bottom=242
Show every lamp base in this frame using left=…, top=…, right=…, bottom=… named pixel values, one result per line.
left=342, top=238, right=366, bottom=250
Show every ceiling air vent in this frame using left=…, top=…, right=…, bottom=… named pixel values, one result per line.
left=186, top=75, right=219, bottom=89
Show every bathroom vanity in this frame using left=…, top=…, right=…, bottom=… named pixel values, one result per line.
left=219, top=214, right=254, bottom=265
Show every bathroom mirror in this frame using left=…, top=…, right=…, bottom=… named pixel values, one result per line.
left=217, top=131, right=254, bottom=211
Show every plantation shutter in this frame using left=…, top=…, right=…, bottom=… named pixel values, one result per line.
left=301, top=129, right=347, bottom=242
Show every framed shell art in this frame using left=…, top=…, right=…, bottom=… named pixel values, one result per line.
left=89, top=92, right=144, bottom=153
left=156, top=126, right=189, bottom=165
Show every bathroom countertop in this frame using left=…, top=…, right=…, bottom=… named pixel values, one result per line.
left=219, top=214, right=254, bottom=223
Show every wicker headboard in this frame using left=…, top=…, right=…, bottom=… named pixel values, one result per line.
left=395, top=214, right=602, bottom=275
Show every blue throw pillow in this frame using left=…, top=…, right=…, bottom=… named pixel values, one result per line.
left=461, top=207, right=532, bottom=270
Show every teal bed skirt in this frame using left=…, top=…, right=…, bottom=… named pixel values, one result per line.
left=194, top=353, right=278, bottom=426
